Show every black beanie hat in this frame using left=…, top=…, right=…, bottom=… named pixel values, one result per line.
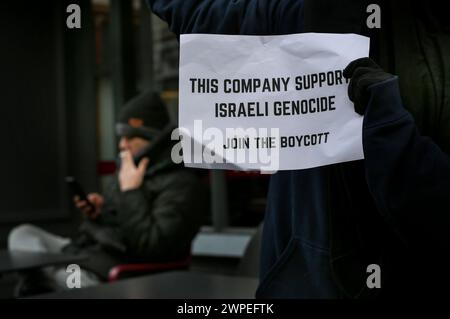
left=116, top=91, right=170, bottom=140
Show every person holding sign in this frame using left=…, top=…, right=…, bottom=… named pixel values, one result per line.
left=147, top=0, right=363, bottom=299
left=147, top=0, right=450, bottom=299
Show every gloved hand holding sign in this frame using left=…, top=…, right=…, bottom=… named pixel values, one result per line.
left=343, top=57, right=396, bottom=115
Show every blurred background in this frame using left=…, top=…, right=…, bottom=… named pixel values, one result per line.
left=0, top=0, right=269, bottom=279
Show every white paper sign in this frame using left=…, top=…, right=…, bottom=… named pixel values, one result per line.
left=178, top=33, right=370, bottom=171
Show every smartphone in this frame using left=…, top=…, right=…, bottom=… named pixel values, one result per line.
left=133, top=123, right=176, bottom=166
left=65, top=176, right=95, bottom=211
left=114, top=123, right=176, bottom=168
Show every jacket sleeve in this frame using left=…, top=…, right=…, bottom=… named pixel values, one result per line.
left=146, top=0, right=304, bottom=35
left=363, top=77, right=450, bottom=247
left=115, top=173, right=206, bottom=259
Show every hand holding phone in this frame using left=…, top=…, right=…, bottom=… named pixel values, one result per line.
left=118, top=151, right=149, bottom=192
left=66, top=177, right=103, bottom=219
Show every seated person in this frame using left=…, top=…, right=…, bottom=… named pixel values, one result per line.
left=8, top=91, right=208, bottom=291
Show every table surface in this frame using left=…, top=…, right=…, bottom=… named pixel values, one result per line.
left=34, top=271, right=259, bottom=299
left=0, top=250, right=87, bottom=274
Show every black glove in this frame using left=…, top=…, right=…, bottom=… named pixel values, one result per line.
left=343, top=58, right=395, bottom=115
